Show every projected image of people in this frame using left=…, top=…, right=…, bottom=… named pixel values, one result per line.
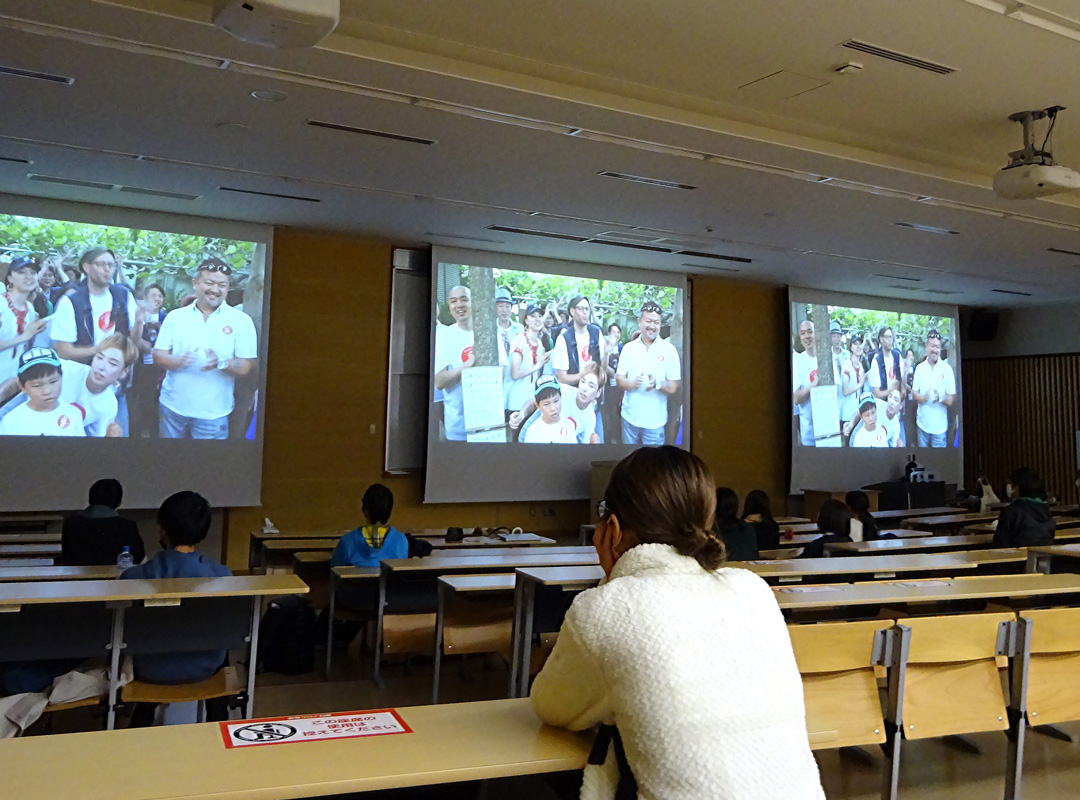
left=0, top=213, right=265, bottom=439
left=790, top=302, right=959, bottom=449
left=433, top=262, right=684, bottom=445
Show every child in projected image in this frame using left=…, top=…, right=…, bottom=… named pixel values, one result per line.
left=843, top=389, right=904, bottom=448
left=523, top=375, right=577, bottom=444
left=511, top=362, right=604, bottom=444
left=850, top=397, right=889, bottom=448
left=0, top=348, right=86, bottom=437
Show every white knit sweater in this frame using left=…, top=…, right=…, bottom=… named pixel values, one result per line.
left=531, top=543, right=824, bottom=800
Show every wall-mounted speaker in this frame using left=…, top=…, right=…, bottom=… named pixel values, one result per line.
left=967, top=308, right=1000, bottom=342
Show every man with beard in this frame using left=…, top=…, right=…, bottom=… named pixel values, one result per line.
left=616, top=301, right=681, bottom=445
left=791, top=319, right=818, bottom=446
left=433, top=285, right=474, bottom=441
left=912, top=329, right=956, bottom=448
left=154, top=259, right=257, bottom=439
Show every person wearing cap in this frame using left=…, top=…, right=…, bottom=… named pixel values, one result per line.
left=552, top=295, right=605, bottom=388
left=791, top=319, right=818, bottom=446
left=850, top=395, right=890, bottom=448
left=153, top=258, right=258, bottom=439
left=511, top=360, right=604, bottom=444
left=0, top=255, right=48, bottom=397
left=616, top=301, right=681, bottom=445
left=507, top=302, right=552, bottom=436
left=0, top=348, right=86, bottom=437
left=522, top=374, right=577, bottom=444
left=839, top=333, right=867, bottom=439
left=911, top=329, right=956, bottom=448
left=843, top=388, right=903, bottom=447
left=494, top=286, right=524, bottom=416
left=433, top=284, right=474, bottom=441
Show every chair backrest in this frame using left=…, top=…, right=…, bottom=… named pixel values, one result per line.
left=0, top=602, right=113, bottom=662
left=123, top=597, right=252, bottom=655
left=787, top=619, right=893, bottom=750
left=1020, top=607, right=1080, bottom=726
left=899, top=612, right=1013, bottom=740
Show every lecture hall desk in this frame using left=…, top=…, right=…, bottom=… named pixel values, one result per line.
left=963, top=516, right=1080, bottom=535
left=905, top=511, right=1002, bottom=535
left=0, top=532, right=61, bottom=544
left=1026, top=543, right=1080, bottom=573
left=825, top=529, right=1080, bottom=556
left=0, top=514, right=63, bottom=533
left=249, top=528, right=348, bottom=569
left=0, top=543, right=62, bottom=559
left=869, top=506, right=959, bottom=522
left=0, top=698, right=591, bottom=800
left=0, top=565, right=119, bottom=582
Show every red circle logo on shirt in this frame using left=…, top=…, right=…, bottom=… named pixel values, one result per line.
left=657, top=354, right=665, bottom=362
left=223, top=325, right=234, bottom=335
left=97, top=311, right=113, bottom=332
left=461, top=346, right=473, bottom=363
left=810, top=369, right=818, bottom=382
left=580, top=345, right=591, bottom=362
left=57, top=415, right=70, bottom=429
left=560, top=427, right=569, bottom=437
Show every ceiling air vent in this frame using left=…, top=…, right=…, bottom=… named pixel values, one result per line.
left=841, top=40, right=957, bottom=75
left=305, top=120, right=436, bottom=146
left=923, top=288, right=961, bottom=295
left=0, top=156, right=30, bottom=165
left=991, top=288, right=1033, bottom=296
left=678, top=250, right=752, bottom=264
left=119, top=186, right=199, bottom=201
left=487, top=225, right=587, bottom=242
left=886, top=284, right=924, bottom=291
left=219, top=186, right=320, bottom=202
left=1047, top=247, right=1080, bottom=257
left=875, top=273, right=922, bottom=282
left=28, top=174, right=113, bottom=190
left=597, top=171, right=696, bottom=191
left=0, top=64, right=74, bottom=85
left=894, top=221, right=959, bottom=235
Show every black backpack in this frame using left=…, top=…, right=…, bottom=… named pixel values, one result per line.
left=258, top=595, right=318, bottom=675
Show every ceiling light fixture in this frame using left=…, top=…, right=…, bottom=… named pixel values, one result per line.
left=958, top=1, right=1080, bottom=43
left=250, top=89, right=286, bottom=102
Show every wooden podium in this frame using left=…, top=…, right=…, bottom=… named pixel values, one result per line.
left=802, top=489, right=880, bottom=523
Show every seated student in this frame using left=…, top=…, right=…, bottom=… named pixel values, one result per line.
left=331, top=484, right=408, bottom=570
left=712, top=487, right=758, bottom=561
left=993, top=468, right=1055, bottom=548
left=844, top=490, right=891, bottom=542
left=531, top=446, right=824, bottom=799
left=798, top=500, right=854, bottom=559
left=62, top=478, right=145, bottom=566
left=121, top=492, right=231, bottom=697
left=742, top=488, right=780, bottom=551
left=522, top=375, right=578, bottom=444
left=0, top=348, right=86, bottom=437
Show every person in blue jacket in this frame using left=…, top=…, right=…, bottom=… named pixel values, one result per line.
left=331, top=484, right=408, bottom=612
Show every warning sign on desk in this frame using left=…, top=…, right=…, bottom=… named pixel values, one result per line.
left=220, top=709, right=412, bottom=748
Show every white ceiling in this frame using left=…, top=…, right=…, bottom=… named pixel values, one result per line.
left=0, top=0, right=1080, bottom=306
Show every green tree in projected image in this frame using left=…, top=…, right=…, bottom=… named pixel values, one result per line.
left=794, top=303, right=954, bottom=359
left=0, top=215, right=255, bottom=305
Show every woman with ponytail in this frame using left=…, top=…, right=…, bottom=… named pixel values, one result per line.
left=531, top=446, right=824, bottom=800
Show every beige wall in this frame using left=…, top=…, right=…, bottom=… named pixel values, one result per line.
left=225, top=229, right=789, bottom=569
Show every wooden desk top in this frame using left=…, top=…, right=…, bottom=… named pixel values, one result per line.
left=825, top=535, right=994, bottom=555
left=1, top=558, right=54, bottom=567
left=439, top=574, right=518, bottom=593
left=907, top=512, right=1000, bottom=529
left=964, top=517, right=1080, bottom=535
left=877, top=529, right=933, bottom=539
left=774, top=572, right=1080, bottom=610
left=384, top=552, right=599, bottom=573
left=293, top=551, right=333, bottom=565
left=331, top=567, right=382, bottom=581
left=1029, top=544, right=1080, bottom=559
left=0, top=543, right=62, bottom=556
left=0, top=574, right=308, bottom=606
left=0, top=698, right=591, bottom=800
left=0, top=532, right=61, bottom=544
left=0, top=565, right=120, bottom=582
left=0, top=514, right=63, bottom=528
left=515, top=565, right=607, bottom=586
left=430, top=535, right=557, bottom=548
left=251, top=530, right=348, bottom=541
left=261, top=539, right=340, bottom=552
left=733, top=553, right=980, bottom=578
left=870, top=507, right=958, bottom=520
left=775, top=516, right=810, bottom=525
left=779, top=523, right=820, bottom=533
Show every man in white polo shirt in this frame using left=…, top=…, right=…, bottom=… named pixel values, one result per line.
left=616, top=300, right=681, bottom=445
left=911, top=328, right=956, bottom=448
left=153, top=258, right=258, bottom=439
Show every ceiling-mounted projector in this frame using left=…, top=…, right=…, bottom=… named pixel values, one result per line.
left=993, top=106, right=1080, bottom=199
left=212, top=0, right=339, bottom=48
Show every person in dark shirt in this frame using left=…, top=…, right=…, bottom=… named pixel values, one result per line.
left=799, top=500, right=854, bottom=559
left=741, top=489, right=780, bottom=551
left=844, top=490, right=889, bottom=541
left=61, top=478, right=145, bottom=566
left=122, top=490, right=231, bottom=725
left=993, top=468, right=1055, bottom=548
left=712, top=487, right=758, bottom=561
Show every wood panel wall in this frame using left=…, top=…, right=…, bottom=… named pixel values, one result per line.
left=963, top=354, right=1080, bottom=503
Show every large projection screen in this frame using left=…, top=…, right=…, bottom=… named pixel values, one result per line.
left=789, top=287, right=963, bottom=494
left=0, top=194, right=271, bottom=511
left=425, top=247, right=690, bottom=503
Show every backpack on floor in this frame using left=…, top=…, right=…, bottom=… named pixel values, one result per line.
left=258, top=595, right=317, bottom=676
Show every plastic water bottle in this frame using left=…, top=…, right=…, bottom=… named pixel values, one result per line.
left=117, top=546, right=134, bottom=570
